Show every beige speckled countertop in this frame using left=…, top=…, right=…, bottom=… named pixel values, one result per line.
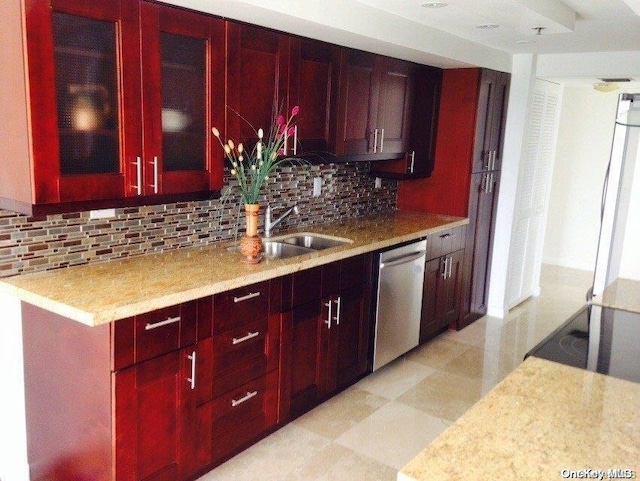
left=592, top=278, right=640, bottom=314
left=399, top=356, right=640, bottom=481
left=0, top=211, right=466, bottom=326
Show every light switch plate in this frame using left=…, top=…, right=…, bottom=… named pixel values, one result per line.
left=313, top=177, right=322, bottom=197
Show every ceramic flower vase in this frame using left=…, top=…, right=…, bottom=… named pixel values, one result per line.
left=239, top=203, right=263, bottom=264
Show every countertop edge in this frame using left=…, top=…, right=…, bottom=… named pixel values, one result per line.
left=1, top=214, right=469, bottom=326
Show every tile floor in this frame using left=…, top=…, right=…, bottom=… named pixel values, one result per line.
left=198, top=264, right=593, bottom=481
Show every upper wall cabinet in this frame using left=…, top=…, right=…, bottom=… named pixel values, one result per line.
left=226, top=24, right=290, bottom=149
left=3, top=0, right=225, bottom=215
left=334, top=50, right=415, bottom=159
left=288, top=38, right=341, bottom=155
left=370, top=65, right=442, bottom=178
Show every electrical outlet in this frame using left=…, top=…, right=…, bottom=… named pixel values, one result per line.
left=89, top=208, right=116, bottom=220
left=313, top=177, right=322, bottom=197
left=375, top=177, right=382, bottom=189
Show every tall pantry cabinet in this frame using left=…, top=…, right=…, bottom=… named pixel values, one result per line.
left=396, top=67, right=510, bottom=329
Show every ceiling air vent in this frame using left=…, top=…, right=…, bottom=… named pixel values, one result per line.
left=599, top=78, right=632, bottom=83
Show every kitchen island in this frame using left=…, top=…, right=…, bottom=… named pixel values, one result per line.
left=398, top=356, right=640, bottom=481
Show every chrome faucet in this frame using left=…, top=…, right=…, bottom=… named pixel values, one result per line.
left=265, top=203, right=299, bottom=237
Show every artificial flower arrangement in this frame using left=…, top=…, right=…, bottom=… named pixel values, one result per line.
left=212, top=105, right=302, bottom=205
left=212, top=105, right=307, bottom=263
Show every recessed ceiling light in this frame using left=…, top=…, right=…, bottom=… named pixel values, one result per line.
left=421, top=2, right=448, bottom=8
left=476, top=24, right=500, bottom=29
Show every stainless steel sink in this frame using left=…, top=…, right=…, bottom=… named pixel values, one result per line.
left=262, top=241, right=313, bottom=259
left=280, top=234, right=351, bottom=250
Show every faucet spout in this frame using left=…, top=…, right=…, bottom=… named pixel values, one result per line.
left=265, top=203, right=299, bottom=237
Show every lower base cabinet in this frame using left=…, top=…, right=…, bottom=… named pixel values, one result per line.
left=280, top=255, right=372, bottom=419
left=21, top=256, right=371, bottom=481
left=420, top=227, right=466, bottom=343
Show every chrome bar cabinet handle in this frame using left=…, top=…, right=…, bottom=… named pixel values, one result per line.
left=333, top=296, right=341, bottom=326
left=132, top=157, right=142, bottom=195
left=187, top=351, right=196, bottom=390
left=324, top=300, right=333, bottom=329
left=232, top=331, right=260, bottom=345
left=145, top=316, right=181, bottom=330
left=233, top=292, right=261, bottom=303
left=231, top=390, right=258, bottom=407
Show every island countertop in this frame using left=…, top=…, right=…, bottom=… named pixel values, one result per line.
left=0, top=210, right=467, bottom=326
left=398, top=356, right=640, bottom=481
left=592, top=278, right=640, bottom=314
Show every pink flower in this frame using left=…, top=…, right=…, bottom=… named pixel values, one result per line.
left=287, top=126, right=295, bottom=137
left=291, top=105, right=300, bottom=116
left=277, top=115, right=285, bottom=126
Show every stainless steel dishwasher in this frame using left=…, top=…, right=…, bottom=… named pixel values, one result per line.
left=372, top=239, right=427, bottom=371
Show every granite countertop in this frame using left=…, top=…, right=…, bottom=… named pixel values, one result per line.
left=0, top=210, right=467, bottom=326
left=592, top=278, right=640, bottom=314
left=399, top=356, right=640, bottom=481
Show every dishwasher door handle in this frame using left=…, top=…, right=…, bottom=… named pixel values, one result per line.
left=379, top=250, right=426, bottom=269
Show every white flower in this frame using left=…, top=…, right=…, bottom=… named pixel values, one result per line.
left=265, top=175, right=269, bottom=180
left=228, top=139, right=234, bottom=149
left=223, top=145, right=231, bottom=154
left=238, top=143, right=244, bottom=153
left=238, top=155, right=243, bottom=162
left=231, top=169, right=236, bottom=175
left=232, top=162, right=237, bottom=168
left=258, top=128, right=264, bottom=139
left=259, top=160, right=264, bottom=166
left=211, top=127, right=220, bottom=138
left=251, top=165, right=256, bottom=171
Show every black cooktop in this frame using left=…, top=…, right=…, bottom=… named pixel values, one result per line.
left=526, top=304, right=640, bottom=384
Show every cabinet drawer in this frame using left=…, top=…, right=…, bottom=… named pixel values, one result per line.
left=112, top=302, right=197, bottom=370
left=213, top=281, right=269, bottom=333
left=210, top=370, right=278, bottom=462
left=429, top=226, right=466, bottom=260
left=211, top=318, right=269, bottom=398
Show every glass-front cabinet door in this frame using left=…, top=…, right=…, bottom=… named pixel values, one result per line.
left=24, top=0, right=225, bottom=208
left=141, top=3, right=226, bottom=195
left=25, top=0, right=142, bottom=204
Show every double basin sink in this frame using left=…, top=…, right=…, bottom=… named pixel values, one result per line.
left=263, top=233, right=352, bottom=259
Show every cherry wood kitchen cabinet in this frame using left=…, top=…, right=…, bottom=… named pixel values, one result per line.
left=335, top=50, right=415, bottom=158
left=420, top=226, right=466, bottom=342
left=288, top=38, right=341, bottom=155
left=2, top=0, right=225, bottom=215
left=370, top=64, right=442, bottom=178
left=280, top=255, right=372, bottom=419
left=472, top=69, right=510, bottom=174
left=226, top=23, right=290, bottom=149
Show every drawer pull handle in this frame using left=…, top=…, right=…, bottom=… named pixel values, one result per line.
left=439, top=233, right=452, bottom=239
left=233, top=292, right=261, bottom=303
left=145, top=316, right=181, bottom=330
left=231, top=390, right=258, bottom=407
left=232, top=331, right=260, bottom=345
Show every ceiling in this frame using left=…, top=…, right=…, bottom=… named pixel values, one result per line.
left=353, top=0, right=640, bottom=55
left=165, top=0, right=640, bottom=86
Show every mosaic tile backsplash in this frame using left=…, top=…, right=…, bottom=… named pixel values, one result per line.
left=0, top=163, right=397, bottom=278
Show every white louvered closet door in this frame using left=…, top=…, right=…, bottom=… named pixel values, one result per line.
left=507, top=80, right=563, bottom=308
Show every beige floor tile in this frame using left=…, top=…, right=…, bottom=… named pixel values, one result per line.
left=355, top=357, right=435, bottom=399
left=293, top=387, right=390, bottom=440
left=197, top=424, right=330, bottom=481
left=284, top=444, right=398, bottom=481
left=404, top=337, right=473, bottom=369
left=335, top=401, right=450, bottom=471
left=397, top=370, right=484, bottom=422
left=440, top=317, right=488, bottom=346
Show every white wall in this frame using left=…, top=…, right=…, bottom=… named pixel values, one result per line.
left=542, top=87, right=619, bottom=271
